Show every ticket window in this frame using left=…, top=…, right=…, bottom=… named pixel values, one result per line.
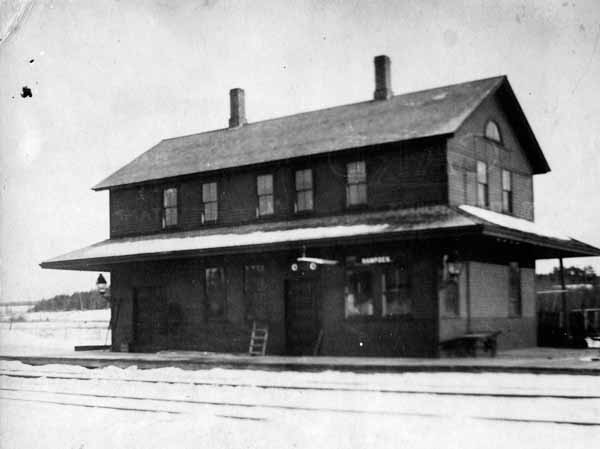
left=345, top=270, right=374, bottom=318
left=345, top=263, right=412, bottom=319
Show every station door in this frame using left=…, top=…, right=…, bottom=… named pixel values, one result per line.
left=285, top=279, right=319, bottom=355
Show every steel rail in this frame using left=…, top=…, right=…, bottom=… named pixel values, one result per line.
left=1, top=369, right=598, bottom=400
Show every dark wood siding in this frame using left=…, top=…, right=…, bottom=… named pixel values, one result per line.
left=109, top=139, right=448, bottom=237
left=447, top=92, right=535, bottom=220
left=110, top=243, right=441, bottom=357
left=110, top=185, right=162, bottom=237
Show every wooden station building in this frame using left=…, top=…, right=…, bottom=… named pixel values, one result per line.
left=42, top=56, right=600, bottom=357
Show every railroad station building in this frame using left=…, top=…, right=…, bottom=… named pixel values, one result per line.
left=42, top=56, right=600, bottom=357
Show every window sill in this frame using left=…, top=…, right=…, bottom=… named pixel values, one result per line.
left=344, top=314, right=414, bottom=323
left=294, top=209, right=314, bottom=216
left=206, top=317, right=229, bottom=324
left=345, top=204, right=368, bottom=211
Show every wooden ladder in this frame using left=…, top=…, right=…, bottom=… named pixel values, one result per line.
left=248, top=321, right=269, bottom=356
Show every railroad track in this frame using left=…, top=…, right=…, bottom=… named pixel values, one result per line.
left=1, top=385, right=599, bottom=427
left=1, top=368, right=598, bottom=400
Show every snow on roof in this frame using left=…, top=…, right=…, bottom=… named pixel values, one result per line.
left=42, top=206, right=474, bottom=266
left=41, top=206, right=598, bottom=270
left=459, top=205, right=570, bottom=241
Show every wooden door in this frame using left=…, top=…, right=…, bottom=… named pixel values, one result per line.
left=285, top=279, right=319, bottom=355
left=132, top=287, right=167, bottom=351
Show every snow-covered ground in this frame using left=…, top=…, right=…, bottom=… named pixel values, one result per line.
left=0, top=309, right=598, bottom=448
left=1, top=360, right=599, bottom=449
left=0, top=309, right=110, bottom=354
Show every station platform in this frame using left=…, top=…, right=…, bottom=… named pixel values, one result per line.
left=1, top=347, right=599, bottom=375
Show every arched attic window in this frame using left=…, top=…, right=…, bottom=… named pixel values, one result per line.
left=484, top=120, right=502, bottom=143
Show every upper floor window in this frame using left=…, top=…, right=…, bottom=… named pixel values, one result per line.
left=205, top=267, right=226, bottom=319
left=485, top=120, right=502, bottom=143
left=162, top=187, right=178, bottom=228
left=295, top=169, right=314, bottom=212
left=202, top=182, right=218, bottom=223
left=476, top=161, right=489, bottom=207
left=257, top=174, right=274, bottom=216
left=346, top=161, right=367, bottom=207
left=502, top=170, right=513, bottom=214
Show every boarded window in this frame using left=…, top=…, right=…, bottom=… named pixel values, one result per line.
left=508, top=262, right=521, bottom=316
left=205, top=267, right=226, bottom=319
left=502, top=170, right=513, bottom=213
left=485, top=120, right=502, bottom=143
left=345, top=270, right=374, bottom=317
left=162, top=187, right=178, bottom=228
left=346, top=161, right=367, bottom=206
left=257, top=174, right=274, bottom=216
left=202, top=182, right=218, bottom=222
left=381, top=266, right=411, bottom=316
left=244, top=264, right=267, bottom=321
left=295, top=169, right=314, bottom=212
left=476, top=161, right=489, bottom=207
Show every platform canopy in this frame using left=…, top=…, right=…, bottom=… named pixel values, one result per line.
left=41, top=205, right=599, bottom=271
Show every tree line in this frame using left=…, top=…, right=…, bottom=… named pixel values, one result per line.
left=32, top=289, right=110, bottom=312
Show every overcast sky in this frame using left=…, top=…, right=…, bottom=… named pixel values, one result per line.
left=1, top=0, right=599, bottom=301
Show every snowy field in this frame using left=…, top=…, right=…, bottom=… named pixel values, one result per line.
left=1, top=360, right=599, bottom=449
left=0, top=309, right=110, bottom=354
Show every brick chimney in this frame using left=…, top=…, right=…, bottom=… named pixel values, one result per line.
left=373, top=55, right=393, bottom=100
left=229, top=88, right=247, bottom=128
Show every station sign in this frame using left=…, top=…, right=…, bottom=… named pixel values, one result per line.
left=360, top=256, right=392, bottom=265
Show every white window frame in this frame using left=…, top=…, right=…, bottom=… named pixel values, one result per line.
left=202, top=182, right=218, bottom=223
left=295, top=169, right=314, bottom=212
left=257, top=174, right=274, bottom=217
left=346, top=161, right=367, bottom=207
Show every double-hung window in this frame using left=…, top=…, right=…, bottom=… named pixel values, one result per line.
left=162, top=187, right=178, bottom=228
left=476, top=161, right=489, bottom=207
left=202, top=182, right=218, bottom=223
left=244, top=264, right=267, bottom=321
left=346, top=161, right=367, bottom=207
left=381, top=266, right=411, bottom=316
left=295, top=169, right=313, bottom=212
left=205, top=267, right=226, bottom=319
left=502, top=170, right=513, bottom=214
left=257, top=174, right=274, bottom=216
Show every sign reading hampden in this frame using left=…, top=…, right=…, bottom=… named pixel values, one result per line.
left=42, top=55, right=599, bottom=357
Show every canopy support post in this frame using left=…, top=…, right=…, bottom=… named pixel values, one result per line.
left=559, top=257, right=569, bottom=340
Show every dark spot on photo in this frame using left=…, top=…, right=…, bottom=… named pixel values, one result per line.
left=29, top=59, right=35, bottom=63
left=20, top=86, right=32, bottom=98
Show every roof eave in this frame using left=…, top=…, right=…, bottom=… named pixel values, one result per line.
left=496, top=79, right=551, bottom=175
left=90, top=133, right=456, bottom=192
left=39, top=224, right=482, bottom=271
left=481, top=226, right=600, bottom=258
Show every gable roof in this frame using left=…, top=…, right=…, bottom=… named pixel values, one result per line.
left=94, top=75, right=546, bottom=190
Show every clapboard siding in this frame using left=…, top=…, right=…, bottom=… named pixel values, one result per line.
left=447, top=92, right=535, bottom=220
left=109, top=139, right=448, bottom=237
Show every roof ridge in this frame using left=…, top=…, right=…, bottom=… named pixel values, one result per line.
left=93, top=75, right=511, bottom=190
left=159, top=75, right=507, bottom=143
